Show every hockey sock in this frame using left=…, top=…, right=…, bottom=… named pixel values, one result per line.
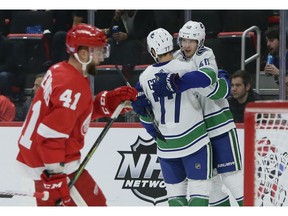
left=168, top=197, right=188, bottom=206
left=222, top=170, right=244, bottom=205
left=188, top=197, right=209, bottom=206
left=237, top=199, right=243, bottom=206
left=209, top=174, right=231, bottom=206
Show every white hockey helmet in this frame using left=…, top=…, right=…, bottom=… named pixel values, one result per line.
left=178, top=21, right=206, bottom=51
left=147, top=28, right=173, bottom=62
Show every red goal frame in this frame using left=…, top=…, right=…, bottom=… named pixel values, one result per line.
left=244, top=100, right=288, bottom=206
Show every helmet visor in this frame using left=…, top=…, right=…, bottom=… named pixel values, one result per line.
left=90, top=44, right=110, bottom=59
left=103, top=44, right=110, bottom=59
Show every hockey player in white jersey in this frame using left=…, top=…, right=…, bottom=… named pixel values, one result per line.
left=132, top=27, right=238, bottom=206
left=163, top=21, right=243, bottom=206
left=132, top=28, right=214, bottom=206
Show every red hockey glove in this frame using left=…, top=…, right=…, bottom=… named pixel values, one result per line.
left=107, top=86, right=137, bottom=114
left=99, top=86, right=137, bottom=115
left=40, top=170, right=73, bottom=206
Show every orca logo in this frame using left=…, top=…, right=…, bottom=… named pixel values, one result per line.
left=115, top=136, right=167, bottom=205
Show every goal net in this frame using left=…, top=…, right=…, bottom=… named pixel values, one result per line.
left=244, top=101, right=288, bottom=206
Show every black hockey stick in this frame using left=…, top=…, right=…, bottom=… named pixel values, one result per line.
left=55, top=101, right=128, bottom=205
left=0, top=190, right=49, bottom=200
left=115, top=65, right=166, bottom=142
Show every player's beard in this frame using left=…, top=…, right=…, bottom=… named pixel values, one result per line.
left=86, top=62, right=98, bottom=76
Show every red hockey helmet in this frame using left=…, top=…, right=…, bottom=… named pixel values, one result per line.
left=66, top=23, right=107, bottom=54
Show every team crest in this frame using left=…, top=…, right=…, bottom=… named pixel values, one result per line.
left=115, top=136, right=167, bottom=205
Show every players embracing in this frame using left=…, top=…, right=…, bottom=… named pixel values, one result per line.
left=132, top=21, right=243, bottom=206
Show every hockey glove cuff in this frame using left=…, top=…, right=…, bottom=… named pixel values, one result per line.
left=131, top=82, right=152, bottom=117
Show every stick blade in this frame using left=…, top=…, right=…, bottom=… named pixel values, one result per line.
left=0, top=194, right=13, bottom=198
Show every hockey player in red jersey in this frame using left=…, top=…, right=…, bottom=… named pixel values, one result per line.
left=15, top=23, right=137, bottom=206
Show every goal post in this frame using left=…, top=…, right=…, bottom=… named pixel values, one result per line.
left=244, top=101, right=288, bottom=206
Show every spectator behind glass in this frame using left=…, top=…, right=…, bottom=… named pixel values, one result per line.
left=107, top=10, right=156, bottom=68
left=0, top=94, right=15, bottom=121
left=228, top=70, right=262, bottom=123
left=18, top=73, right=46, bottom=121
left=264, top=25, right=288, bottom=85
left=32, top=73, right=45, bottom=94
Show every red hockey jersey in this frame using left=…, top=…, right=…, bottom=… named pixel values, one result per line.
left=16, top=62, right=97, bottom=180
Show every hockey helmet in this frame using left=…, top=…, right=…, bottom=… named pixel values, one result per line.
left=66, top=23, right=107, bottom=54
left=178, top=21, right=206, bottom=51
left=147, top=28, right=173, bottom=62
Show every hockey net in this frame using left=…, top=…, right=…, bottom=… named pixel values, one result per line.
left=244, top=101, right=288, bottom=206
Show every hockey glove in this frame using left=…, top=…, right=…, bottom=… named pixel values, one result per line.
left=95, top=86, right=137, bottom=117
left=107, top=86, right=137, bottom=114
left=152, top=72, right=179, bottom=97
left=40, top=170, right=73, bottom=206
left=131, top=82, right=152, bottom=117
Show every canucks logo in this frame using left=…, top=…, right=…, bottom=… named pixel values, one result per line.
left=115, top=136, right=167, bottom=205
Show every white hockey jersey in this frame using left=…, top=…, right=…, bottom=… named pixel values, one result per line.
left=139, top=60, right=210, bottom=159
left=174, top=47, right=236, bottom=138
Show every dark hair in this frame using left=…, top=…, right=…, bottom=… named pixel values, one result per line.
left=265, top=25, right=279, bottom=40
left=35, top=72, right=46, bottom=79
left=231, top=70, right=252, bottom=87
left=265, top=25, right=288, bottom=46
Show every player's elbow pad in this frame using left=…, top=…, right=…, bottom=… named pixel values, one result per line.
left=206, top=80, right=230, bottom=100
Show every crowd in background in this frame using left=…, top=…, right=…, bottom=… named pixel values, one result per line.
left=0, top=9, right=286, bottom=122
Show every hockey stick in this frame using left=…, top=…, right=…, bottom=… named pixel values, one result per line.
left=55, top=101, right=127, bottom=205
left=0, top=190, right=49, bottom=200
left=115, top=65, right=166, bottom=142
left=68, top=102, right=125, bottom=187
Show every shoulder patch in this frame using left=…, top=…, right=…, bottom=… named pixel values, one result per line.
left=197, top=47, right=208, bottom=56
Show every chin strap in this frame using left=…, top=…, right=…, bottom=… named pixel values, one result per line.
left=74, top=53, right=93, bottom=77
left=152, top=55, right=159, bottom=63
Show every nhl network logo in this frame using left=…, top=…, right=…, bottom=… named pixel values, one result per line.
left=115, top=136, right=167, bottom=205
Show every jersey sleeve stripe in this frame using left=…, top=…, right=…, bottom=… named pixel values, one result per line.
left=37, top=123, right=69, bottom=139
